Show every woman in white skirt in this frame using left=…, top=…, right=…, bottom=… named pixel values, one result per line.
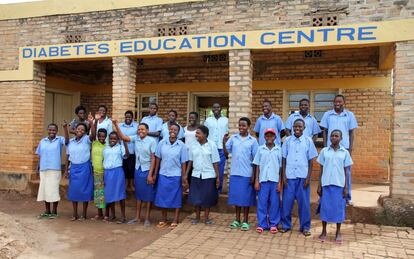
left=36, top=122, right=69, bottom=219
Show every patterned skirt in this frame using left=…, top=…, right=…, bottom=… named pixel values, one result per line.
left=94, top=172, right=105, bottom=209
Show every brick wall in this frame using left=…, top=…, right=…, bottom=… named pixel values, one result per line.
left=157, top=92, right=188, bottom=125
left=80, top=92, right=113, bottom=116
left=251, top=90, right=284, bottom=126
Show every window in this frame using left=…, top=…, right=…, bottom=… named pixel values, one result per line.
left=287, top=91, right=337, bottom=122
left=137, top=94, right=157, bottom=121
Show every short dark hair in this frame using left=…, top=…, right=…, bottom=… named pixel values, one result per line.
left=139, top=122, right=149, bottom=129
left=47, top=123, right=58, bottom=130
left=149, top=103, right=158, bottom=109
left=124, top=110, right=134, bottom=117
left=334, top=94, right=345, bottom=102
left=293, top=118, right=305, bottom=127
left=189, top=112, right=199, bottom=119
left=299, top=98, right=310, bottom=104
left=331, top=129, right=343, bottom=137
left=239, top=117, right=251, bottom=126
left=75, top=105, right=86, bottom=115
left=109, top=131, right=118, bottom=139
left=263, top=100, right=272, bottom=106
left=169, top=122, right=180, bottom=131
left=98, top=105, right=107, bottom=112
left=197, top=125, right=209, bottom=137
left=97, top=128, right=107, bottom=137
left=76, top=122, right=88, bottom=131
left=168, top=110, right=178, bottom=117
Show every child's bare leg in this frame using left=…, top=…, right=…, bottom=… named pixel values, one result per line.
left=144, top=202, right=152, bottom=222
left=319, top=221, right=327, bottom=239
left=195, top=206, right=201, bottom=220
left=204, top=208, right=210, bottom=221
left=82, top=202, right=88, bottom=219
left=235, top=206, right=241, bottom=222
left=98, top=208, right=103, bottom=217
left=161, top=209, right=168, bottom=222
left=52, top=202, right=58, bottom=214
left=110, top=203, right=116, bottom=219
left=120, top=200, right=126, bottom=220
left=173, top=208, right=180, bottom=224
left=45, top=202, right=51, bottom=214
left=243, top=207, right=249, bottom=223
left=135, top=200, right=142, bottom=221
left=336, top=223, right=342, bottom=241
left=71, top=202, right=78, bottom=220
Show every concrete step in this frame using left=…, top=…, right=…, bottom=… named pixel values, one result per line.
left=28, top=179, right=382, bottom=224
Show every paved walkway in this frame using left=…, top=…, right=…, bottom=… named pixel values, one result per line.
left=127, top=213, right=414, bottom=259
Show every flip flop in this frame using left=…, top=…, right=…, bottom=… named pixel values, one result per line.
left=102, top=216, right=110, bottom=223
left=37, top=213, right=50, bottom=219
left=157, top=221, right=168, bottom=228
left=270, top=226, right=278, bottom=234
left=48, top=213, right=58, bottom=219
left=127, top=218, right=139, bottom=225
left=335, top=235, right=343, bottom=244
left=318, top=235, right=327, bottom=242
left=91, top=215, right=102, bottom=221
left=117, top=218, right=127, bottom=224
left=144, top=220, right=151, bottom=227
left=279, top=228, right=289, bottom=233
left=70, top=216, right=78, bottom=221
left=302, top=230, right=312, bottom=237
left=191, top=219, right=199, bottom=225
left=205, top=219, right=213, bottom=225
left=230, top=220, right=241, bottom=229
left=256, top=227, right=264, bottom=233
left=170, top=223, right=178, bottom=229
left=78, top=216, right=86, bottom=222
left=240, top=222, right=250, bottom=231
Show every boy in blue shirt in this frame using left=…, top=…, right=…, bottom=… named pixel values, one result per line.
left=254, top=100, right=285, bottom=146
left=285, top=98, right=321, bottom=141
left=281, top=118, right=318, bottom=236
left=253, top=128, right=282, bottom=234
left=317, top=129, right=353, bottom=244
left=320, top=95, right=358, bottom=204
left=141, top=103, right=163, bottom=144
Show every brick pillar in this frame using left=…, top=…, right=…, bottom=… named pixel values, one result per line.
left=112, top=56, right=137, bottom=120
left=0, top=62, right=45, bottom=190
left=391, top=41, right=414, bottom=199
left=228, top=49, right=253, bottom=134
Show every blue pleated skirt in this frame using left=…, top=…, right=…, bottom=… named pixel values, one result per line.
left=155, top=174, right=182, bottom=209
left=134, top=168, right=155, bottom=202
left=104, top=167, right=126, bottom=203
left=68, top=161, right=93, bottom=202
left=188, top=176, right=218, bottom=208
left=320, top=185, right=346, bottom=223
left=228, top=175, right=256, bottom=207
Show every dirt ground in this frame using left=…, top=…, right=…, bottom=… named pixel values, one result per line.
left=0, top=191, right=187, bottom=259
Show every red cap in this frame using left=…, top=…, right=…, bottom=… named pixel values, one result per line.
left=264, top=128, right=276, bottom=135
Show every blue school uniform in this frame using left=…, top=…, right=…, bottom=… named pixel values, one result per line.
left=204, top=116, right=228, bottom=193
left=317, top=146, right=353, bottom=223
left=160, top=122, right=185, bottom=140
left=67, top=135, right=93, bottom=202
left=281, top=135, right=318, bottom=232
left=254, top=113, right=285, bottom=146
left=285, top=112, right=321, bottom=138
left=188, top=141, right=220, bottom=208
left=119, top=122, right=138, bottom=154
left=130, top=135, right=157, bottom=202
left=103, top=144, right=127, bottom=203
left=36, top=136, right=66, bottom=171
left=253, top=144, right=282, bottom=229
left=154, top=139, right=188, bottom=208
left=226, top=134, right=258, bottom=207
left=141, top=115, right=163, bottom=144
left=320, top=108, right=358, bottom=202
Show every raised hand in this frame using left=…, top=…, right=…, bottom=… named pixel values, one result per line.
left=94, top=113, right=101, bottom=121
left=88, top=112, right=94, bottom=122
left=62, top=120, right=68, bottom=128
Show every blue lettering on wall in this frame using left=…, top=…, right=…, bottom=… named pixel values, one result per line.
left=120, top=41, right=133, bottom=53
left=358, top=26, right=377, bottom=41
left=98, top=43, right=109, bottom=54
left=22, top=48, right=33, bottom=58
left=179, top=38, right=192, bottom=49
left=230, top=34, right=246, bottom=47
left=260, top=32, right=276, bottom=45
left=163, top=38, right=176, bottom=50
left=60, top=46, right=70, bottom=56
left=297, top=30, right=315, bottom=43
left=337, top=28, right=355, bottom=41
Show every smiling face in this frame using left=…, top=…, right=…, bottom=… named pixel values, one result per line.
left=138, top=124, right=148, bottom=139
left=265, top=132, right=275, bottom=145
left=212, top=103, right=221, bottom=117
left=98, top=106, right=107, bottom=118
left=109, top=133, right=118, bottom=147
left=97, top=131, right=106, bottom=144
left=75, top=124, right=87, bottom=138
left=330, top=130, right=342, bottom=146
left=169, top=124, right=179, bottom=139
left=263, top=102, right=272, bottom=116
left=299, top=100, right=309, bottom=114
left=195, top=128, right=207, bottom=142
left=188, top=113, right=197, bottom=126
left=47, top=125, right=58, bottom=139
left=124, top=113, right=133, bottom=125
left=238, top=120, right=248, bottom=136
left=334, top=96, right=345, bottom=112
left=293, top=120, right=305, bottom=137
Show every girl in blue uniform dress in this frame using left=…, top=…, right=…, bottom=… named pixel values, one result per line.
left=103, top=131, right=129, bottom=224
left=154, top=123, right=188, bottom=229
left=223, top=117, right=258, bottom=231
left=114, top=121, right=157, bottom=226
left=64, top=114, right=96, bottom=221
left=317, top=129, right=353, bottom=244
left=186, top=125, right=220, bottom=225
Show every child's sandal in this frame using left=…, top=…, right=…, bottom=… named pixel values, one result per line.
left=270, top=226, right=278, bottom=234
left=279, top=228, right=289, bottom=233
left=240, top=222, right=250, bottom=231
left=156, top=221, right=168, bottom=228
left=230, top=220, right=241, bottom=229
left=169, top=223, right=178, bottom=229
left=102, top=216, right=110, bottom=223
left=256, top=227, right=264, bottom=233
left=37, top=213, right=50, bottom=219
left=302, top=230, right=312, bottom=237
left=70, top=216, right=78, bottom=221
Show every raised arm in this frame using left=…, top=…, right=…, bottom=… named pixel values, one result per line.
left=64, top=155, right=70, bottom=178
left=89, top=113, right=97, bottom=141
left=122, top=140, right=130, bottom=157
left=222, top=133, right=230, bottom=158
left=63, top=120, right=69, bottom=145
left=112, top=119, right=131, bottom=142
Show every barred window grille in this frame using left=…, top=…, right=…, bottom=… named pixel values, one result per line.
left=304, top=50, right=323, bottom=59
left=65, top=34, right=83, bottom=43
left=157, top=25, right=188, bottom=37
left=202, top=54, right=227, bottom=63
left=312, top=15, right=338, bottom=27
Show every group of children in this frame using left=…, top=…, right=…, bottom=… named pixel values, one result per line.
left=36, top=95, right=355, bottom=243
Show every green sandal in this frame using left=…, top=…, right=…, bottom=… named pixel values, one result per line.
left=240, top=222, right=250, bottom=231
left=37, top=213, right=50, bottom=219
left=230, top=220, right=241, bottom=229
left=48, top=213, right=58, bottom=219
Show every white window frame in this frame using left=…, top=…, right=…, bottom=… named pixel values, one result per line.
left=136, top=93, right=158, bottom=121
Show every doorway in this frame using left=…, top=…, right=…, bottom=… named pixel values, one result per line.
left=189, top=92, right=228, bottom=124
